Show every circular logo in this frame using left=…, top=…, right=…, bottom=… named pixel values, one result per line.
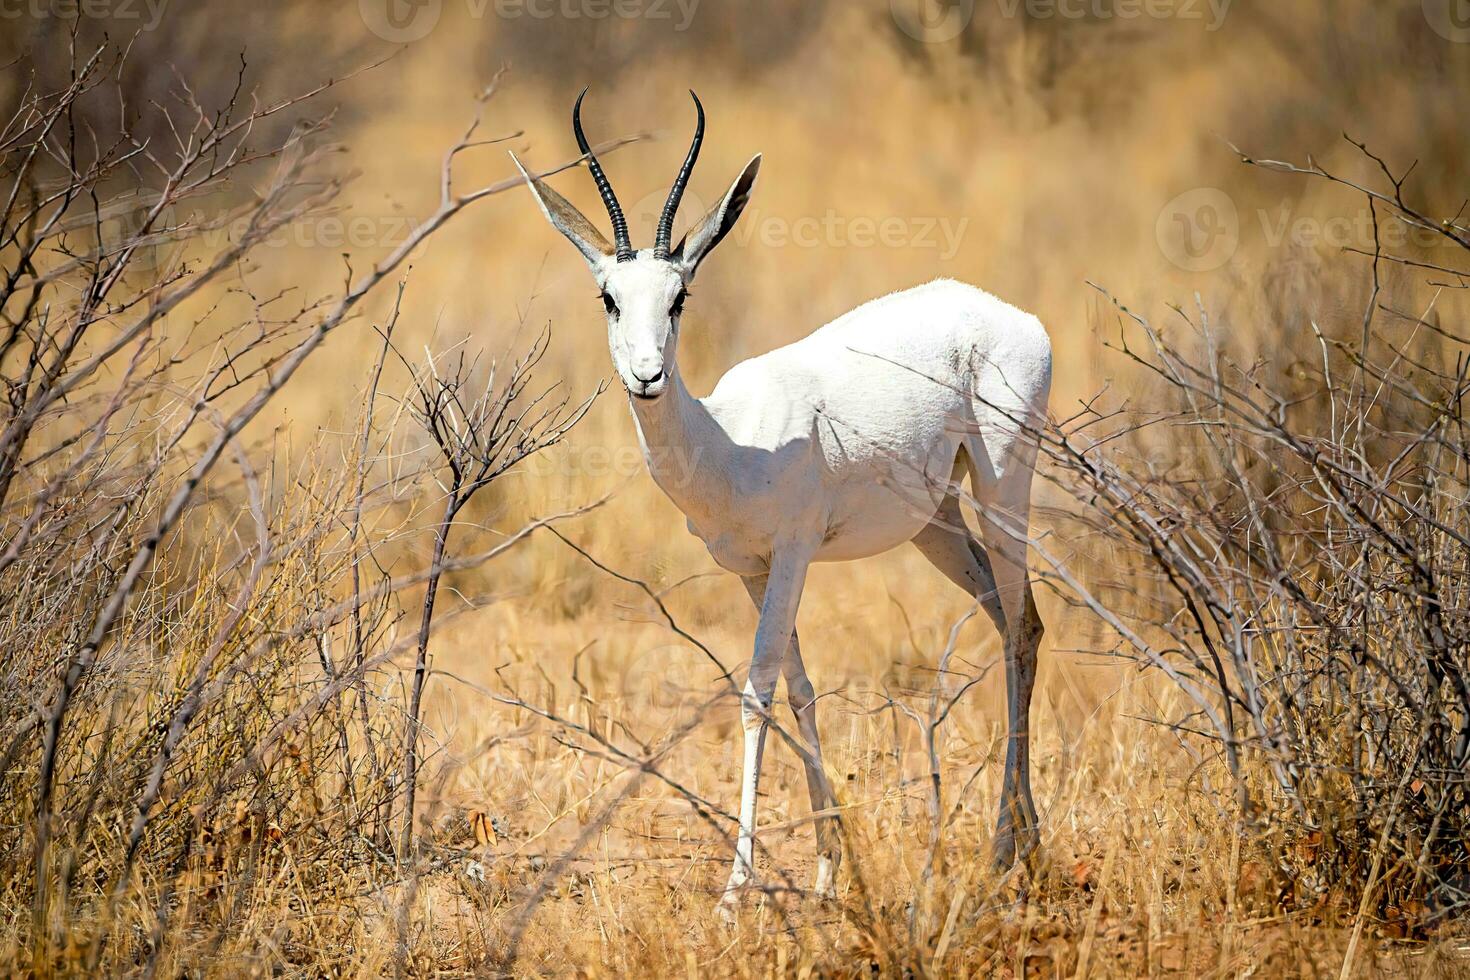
left=94, top=190, right=182, bottom=278
left=359, top=0, right=442, bottom=42
left=619, top=627, right=733, bottom=714
left=890, top=0, right=974, bottom=43
left=1423, top=0, right=1470, bottom=43
left=1156, top=187, right=1239, bottom=273
left=628, top=185, right=709, bottom=252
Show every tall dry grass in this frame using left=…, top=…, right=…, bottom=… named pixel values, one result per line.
left=0, top=45, right=606, bottom=973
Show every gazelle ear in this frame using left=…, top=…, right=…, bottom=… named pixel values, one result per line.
left=673, top=154, right=760, bottom=278
left=511, top=153, right=615, bottom=271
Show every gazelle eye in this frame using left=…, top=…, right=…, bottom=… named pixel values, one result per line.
left=670, top=289, right=688, bottom=317
left=601, top=292, right=619, bottom=317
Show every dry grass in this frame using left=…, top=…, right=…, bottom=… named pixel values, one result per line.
left=411, top=568, right=1356, bottom=977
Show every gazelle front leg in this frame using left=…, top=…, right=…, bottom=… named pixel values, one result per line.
left=718, top=543, right=813, bottom=921
left=741, top=576, right=840, bottom=901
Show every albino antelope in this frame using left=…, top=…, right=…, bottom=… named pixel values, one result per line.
left=513, top=91, right=1051, bottom=916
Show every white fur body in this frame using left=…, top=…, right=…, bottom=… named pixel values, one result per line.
left=632, top=279, right=1052, bottom=575
left=515, top=126, right=1051, bottom=918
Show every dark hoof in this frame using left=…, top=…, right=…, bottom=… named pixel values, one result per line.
left=992, top=825, right=1039, bottom=872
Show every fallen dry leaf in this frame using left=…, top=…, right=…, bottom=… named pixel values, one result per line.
left=470, top=810, right=498, bottom=847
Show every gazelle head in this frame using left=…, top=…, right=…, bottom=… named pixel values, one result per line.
left=515, top=89, right=760, bottom=401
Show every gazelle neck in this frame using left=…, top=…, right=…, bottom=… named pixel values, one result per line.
left=626, top=363, right=719, bottom=512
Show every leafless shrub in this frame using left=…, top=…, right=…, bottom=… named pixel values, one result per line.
left=394, top=327, right=600, bottom=855
left=0, top=40, right=608, bottom=972
left=1026, top=139, right=1470, bottom=934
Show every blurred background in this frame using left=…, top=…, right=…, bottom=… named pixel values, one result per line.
left=5, top=0, right=1466, bottom=420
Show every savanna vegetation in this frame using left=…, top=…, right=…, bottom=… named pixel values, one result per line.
left=1, top=1, right=1468, bottom=975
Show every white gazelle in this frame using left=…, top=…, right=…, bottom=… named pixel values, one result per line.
left=514, top=91, right=1052, bottom=915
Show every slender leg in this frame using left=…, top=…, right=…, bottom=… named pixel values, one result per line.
left=910, top=491, right=1008, bottom=636
left=742, top=575, right=839, bottom=899
left=965, top=458, right=1045, bottom=870
left=783, top=637, right=841, bottom=898
left=719, top=546, right=813, bottom=919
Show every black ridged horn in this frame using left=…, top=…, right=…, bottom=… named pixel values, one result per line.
left=653, top=90, right=705, bottom=260
left=573, top=87, right=633, bottom=262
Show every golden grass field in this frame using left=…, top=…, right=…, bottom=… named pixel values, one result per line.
left=3, top=0, right=1470, bottom=975
left=411, top=548, right=1359, bottom=976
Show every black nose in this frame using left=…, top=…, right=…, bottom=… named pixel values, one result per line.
left=633, top=369, right=664, bottom=385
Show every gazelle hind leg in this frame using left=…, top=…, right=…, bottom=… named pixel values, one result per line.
left=910, top=487, right=1008, bottom=636
left=964, top=444, right=1044, bottom=869
left=782, top=634, right=840, bottom=898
